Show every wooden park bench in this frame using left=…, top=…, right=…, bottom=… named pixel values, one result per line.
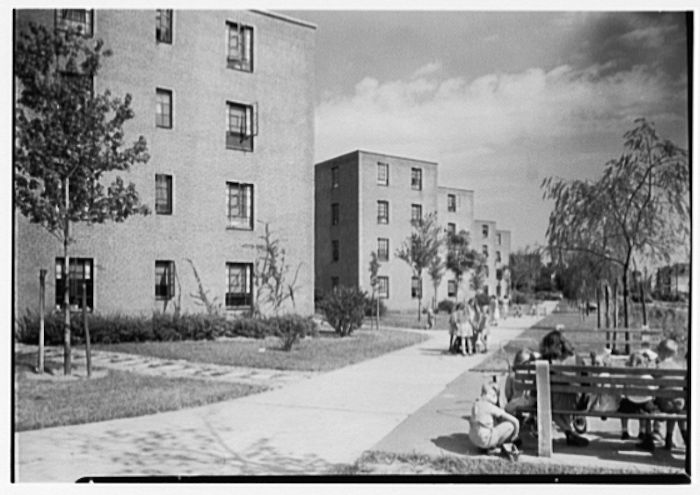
left=601, top=327, right=663, bottom=354
left=512, top=361, right=688, bottom=457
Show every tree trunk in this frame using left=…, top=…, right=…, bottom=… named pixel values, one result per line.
left=604, top=283, right=610, bottom=329
left=63, top=177, right=72, bottom=376
left=82, top=281, right=92, bottom=378
left=417, top=297, right=422, bottom=322
left=640, top=267, right=648, bottom=326
left=613, top=279, right=618, bottom=329
left=622, top=267, right=630, bottom=354
left=38, top=269, right=46, bottom=374
left=595, top=285, right=601, bottom=329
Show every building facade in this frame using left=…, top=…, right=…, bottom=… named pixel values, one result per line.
left=15, top=9, right=316, bottom=317
left=315, top=150, right=511, bottom=311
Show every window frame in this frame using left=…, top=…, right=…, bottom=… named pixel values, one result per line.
left=226, top=182, right=254, bottom=230
left=156, top=9, right=173, bottom=44
left=377, top=200, right=389, bottom=224
left=411, top=204, right=422, bottom=223
left=155, top=174, right=173, bottom=215
left=331, top=240, right=340, bottom=262
left=482, top=224, right=489, bottom=239
left=411, top=276, right=422, bottom=299
left=377, top=238, right=389, bottom=261
left=55, top=257, right=94, bottom=311
left=496, top=251, right=502, bottom=263
left=331, top=277, right=340, bottom=289
left=497, top=233, right=502, bottom=245
left=377, top=162, right=389, bottom=186
left=482, top=245, right=489, bottom=258
left=377, top=276, right=389, bottom=299
left=156, top=88, right=173, bottom=129
left=331, top=166, right=339, bottom=189
left=226, top=101, right=257, bottom=152
left=411, top=168, right=422, bottom=191
left=447, top=223, right=456, bottom=238
left=226, top=21, right=254, bottom=72
left=447, top=280, right=457, bottom=298
left=155, top=260, right=175, bottom=300
left=225, top=262, right=253, bottom=309
left=55, top=9, right=94, bottom=37
left=331, top=203, right=339, bottom=226
left=447, top=194, right=456, bottom=212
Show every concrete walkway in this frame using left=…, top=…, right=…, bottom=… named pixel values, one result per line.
left=15, top=307, right=553, bottom=481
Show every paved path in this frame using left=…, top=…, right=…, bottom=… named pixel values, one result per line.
left=15, top=307, right=553, bottom=481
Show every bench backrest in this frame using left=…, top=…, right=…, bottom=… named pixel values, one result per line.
left=512, top=362, right=687, bottom=400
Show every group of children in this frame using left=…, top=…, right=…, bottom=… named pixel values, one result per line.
left=448, top=299, right=489, bottom=355
left=467, top=335, right=686, bottom=460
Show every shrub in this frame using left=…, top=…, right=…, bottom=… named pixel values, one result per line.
left=475, top=292, right=490, bottom=307
left=364, top=296, right=387, bottom=317
left=319, top=286, right=367, bottom=337
left=225, top=317, right=270, bottom=339
left=437, top=299, right=455, bottom=314
left=267, top=314, right=318, bottom=351
left=510, top=290, right=530, bottom=305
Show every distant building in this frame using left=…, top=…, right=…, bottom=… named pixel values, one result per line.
left=315, top=150, right=511, bottom=311
left=655, top=263, right=690, bottom=297
left=14, top=9, right=317, bottom=317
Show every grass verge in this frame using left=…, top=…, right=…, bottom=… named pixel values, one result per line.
left=334, top=450, right=685, bottom=475
left=95, top=328, right=429, bottom=372
left=14, top=358, right=263, bottom=431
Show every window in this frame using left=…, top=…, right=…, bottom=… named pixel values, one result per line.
left=447, top=223, right=456, bottom=237
left=377, top=162, right=389, bottom=186
left=155, top=260, right=175, bottom=300
left=482, top=245, right=489, bottom=258
left=497, top=233, right=502, bottom=245
left=331, top=166, right=339, bottom=189
left=331, top=203, right=339, bottom=225
left=411, top=168, right=422, bottom=190
left=226, top=101, right=257, bottom=152
left=155, top=174, right=173, bottom=215
left=411, top=276, right=422, bottom=299
left=447, top=280, right=457, bottom=297
left=496, top=251, right=502, bottom=263
left=156, top=88, right=172, bottom=128
left=226, top=263, right=253, bottom=308
left=56, top=9, right=93, bottom=36
left=156, top=9, right=172, bottom=43
left=331, top=277, right=339, bottom=289
left=377, top=201, right=389, bottom=224
left=411, top=204, right=422, bottom=223
left=55, top=258, right=93, bottom=310
left=332, top=240, right=339, bottom=262
left=377, top=276, right=389, bottom=299
left=482, top=224, right=489, bottom=239
left=447, top=194, right=456, bottom=212
left=378, top=238, right=389, bottom=261
left=484, top=266, right=490, bottom=277
left=227, top=22, right=253, bottom=72
left=226, top=182, right=254, bottom=229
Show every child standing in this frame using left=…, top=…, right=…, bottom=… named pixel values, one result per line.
left=469, top=382, right=521, bottom=459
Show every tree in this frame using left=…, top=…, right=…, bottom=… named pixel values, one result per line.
left=427, top=254, right=445, bottom=311
left=15, top=24, right=150, bottom=375
left=250, top=222, right=303, bottom=317
left=543, top=119, right=689, bottom=328
left=469, top=253, right=488, bottom=294
left=368, top=251, right=381, bottom=329
left=396, top=212, right=443, bottom=321
left=445, top=230, right=480, bottom=302
left=508, top=246, right=543, bottom=293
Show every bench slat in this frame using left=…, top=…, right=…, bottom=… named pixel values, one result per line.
left=513, top=407, right=686, bottom=421
left=549, top=384, right=686, bottom=399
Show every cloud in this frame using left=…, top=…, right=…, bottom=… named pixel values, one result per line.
left=315, top=62, right=686, bottom=166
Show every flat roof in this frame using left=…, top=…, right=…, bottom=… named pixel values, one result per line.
left=315, top=149, right=438, bottom=167
left=250, top=10, right=317, bottom=30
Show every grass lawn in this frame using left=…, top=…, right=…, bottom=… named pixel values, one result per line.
left=14, top=357, right=263, bottom=431
left=473, top=301, right=689, bottom=373
left=94, top=328, right=429, bottom=372
left=335, top=451, right=685, bottom=476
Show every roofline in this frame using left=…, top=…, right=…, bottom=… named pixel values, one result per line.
left=438, top=185, right=475, bottom=193
left=315, top=150, right=361, bottom=167
left=315, top=149, right=438, bottom=166
left=250, top=10, right=317, bottom=30
left=474, top=219, right=498, bottom=225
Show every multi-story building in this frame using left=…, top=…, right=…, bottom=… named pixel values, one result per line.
left=14, top=9, right=316, bottom=317
left=315, top=150, right=511, bottom=311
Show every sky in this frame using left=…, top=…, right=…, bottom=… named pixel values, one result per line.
left=282, top=8, right=690, bottom=251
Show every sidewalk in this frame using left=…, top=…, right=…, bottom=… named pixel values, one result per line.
left=15, top=306, right=554, bottom=481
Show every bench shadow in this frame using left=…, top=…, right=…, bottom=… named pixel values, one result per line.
left=431, top=433, right=481, bottom=456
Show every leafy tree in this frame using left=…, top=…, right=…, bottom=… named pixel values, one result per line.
left=320, top=286, right=367, bottom=337
left=543, top=119, right=689, bottom=328
left=508, top=246, right=543, bottom=293
left=427, top=254, right=445, bottom=311
left=250, top=222, right=303, bottom=317
left=15, top=24, right=150, bottom=375
left=445, top=230, right=481, bottom=302
left=396, top=212, right=443, bottom=320
left=469, top=253, right=489, bottom=294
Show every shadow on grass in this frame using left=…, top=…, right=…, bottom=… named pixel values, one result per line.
left=431, top=433, right=474, bottom=456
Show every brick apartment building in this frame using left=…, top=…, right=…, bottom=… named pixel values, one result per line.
left=315, top=150, right=511, bottom=311
left=14, top=9, right=316, bottom=317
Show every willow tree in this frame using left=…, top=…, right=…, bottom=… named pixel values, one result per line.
left=396, top=212, right=443, bottom=321
left=15, top=24, right=150, bottom=375
left=542, top=119, right=689, bottom=329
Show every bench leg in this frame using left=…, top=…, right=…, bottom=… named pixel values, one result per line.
left=536, top=361, right=553, bottom=457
